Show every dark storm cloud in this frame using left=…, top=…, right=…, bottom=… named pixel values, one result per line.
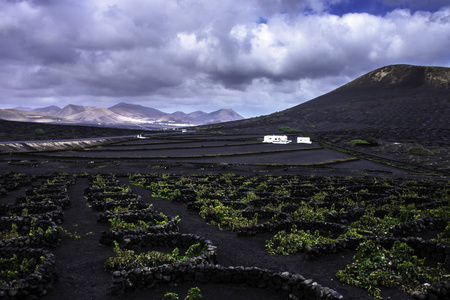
left=0, top=0, right=449, bottom=117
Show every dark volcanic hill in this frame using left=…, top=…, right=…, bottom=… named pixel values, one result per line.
left=218, top=64, right=450, bottom=173
left=223, top=64, right=449, bottom=140
left=284, top=64, right=450, bottom=133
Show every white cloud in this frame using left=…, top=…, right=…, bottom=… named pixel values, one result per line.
left=0, top=0, right=449, bottom=117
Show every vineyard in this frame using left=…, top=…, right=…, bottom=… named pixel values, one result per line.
left=0, top=172, right=448, bottom=300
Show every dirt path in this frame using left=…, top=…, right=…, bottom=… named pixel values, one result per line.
left=40, top=177, right=114, bottom=300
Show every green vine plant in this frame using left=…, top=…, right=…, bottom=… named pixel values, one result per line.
left=164, top=287, right=202, bottom=300
left=437, top=223, right=450, bottom=245
left=292, top=202, right=332, bottom=222
left=0, top=218, right=90, bottom=241
left=349, top=205, right=405, bottom=236
left=199, top=201, right=258, bottom=230
left=423, top=205, right=450, bottom=219
left=104, top=241, right=204, bottom=273
left=265, top=225, right=334, bottom=255
left=91, top=175, right=119, bottom=188
left=0, top=223, right=22, bottom=240
left=103, top=186, right=131, bottom=194
left=57, top=226, right=92, bottom=240
left=336, top=240, right=446, bottom=299
left=0, top=218, right=53, bottom=240
left=106, top=204, right=152, bottom=214
left=0, top=254, right=46, bottom=285
left=107, top=213, right=178, bottom=231
left=108, top=217, right=155, bottom=231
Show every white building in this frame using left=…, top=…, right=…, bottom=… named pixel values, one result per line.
left=297, top=137, right=312, bottom=144
left=263, top=135, right=292, bottom=144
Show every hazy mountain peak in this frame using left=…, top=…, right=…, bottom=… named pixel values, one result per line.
left=33, top=105, right=61, bottom=115
left=109, top=102, right=166, bottom=120
left=13, top=106, right=33, bottom=111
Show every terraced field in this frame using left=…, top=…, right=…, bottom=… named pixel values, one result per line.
left=1, top=133, right=409, bottom=177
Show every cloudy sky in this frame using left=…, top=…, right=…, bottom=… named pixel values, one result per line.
left=1, top=0, right=449, bottom=118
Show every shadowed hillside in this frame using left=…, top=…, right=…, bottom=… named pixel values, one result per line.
left=220, top=64, right=449, bottom=137
left=217, top=64, right=450, bottom=173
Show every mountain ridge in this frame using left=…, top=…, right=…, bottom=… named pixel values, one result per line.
left=0, top=103, right=244, bottom=127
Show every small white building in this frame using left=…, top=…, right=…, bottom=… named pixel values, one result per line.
left=263, top=135, right=292, bottom=144
left=297, top=137, right=312, bottom=144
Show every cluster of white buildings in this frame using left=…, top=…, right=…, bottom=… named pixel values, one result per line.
left=263, top=135, right=312, bottom=144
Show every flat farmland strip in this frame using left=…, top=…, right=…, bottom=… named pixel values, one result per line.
left=82, top=140, right=261, bottom=151
left=28, top=144, right=320, bottom=158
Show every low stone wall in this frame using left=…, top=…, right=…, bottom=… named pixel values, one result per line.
left=112, top=263, right=344, bottom=300
left=412, top=279, right=450, bottom=300
left=306, top=236, right=450, bottom=271
left=324, top=207, right=365, bottom=224
left=99, top=217, right=180, bottom=246
left=122, top=232, right=214, bottom=251
left=306, top=236, right=364, bottom=258
left=236, top=220, right=347, bottom=237
left=15, top=195, right=71, bottom=209
left=2, top=178, right=35, bottom=192
left=26, top=186, right=68, bottom=196
left=0, top=219, right=60, bottom=248
left=90, top=199, right=145, bottom=211
left=240, top=209, right=290, bottom=221
left=107, top=231, right=343, bottom=299
left=376, top=237, right=450, bottom=271
left=0, top=204, right=61, bottom=217
left=392, top=217, right=448, bottom=236
left=0, top=207, right=65, bottom=225
left=84, top=185, right=133, bottom=194
left=97, top=207, right=156, bottom=223
left=85, top=192, right=138, bottom=201
left=0, top=247, right=56, bottom=299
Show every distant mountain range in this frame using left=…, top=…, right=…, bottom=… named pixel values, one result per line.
left=0, top=103, right=244, bottom=127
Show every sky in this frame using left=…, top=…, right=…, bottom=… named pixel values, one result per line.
left=0, top=0, right=449, bottom=118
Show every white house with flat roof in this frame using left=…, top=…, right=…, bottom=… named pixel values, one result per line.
left=297, top=137, right=312, bottom=144
left=263, top=135, right=292, bottom=144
